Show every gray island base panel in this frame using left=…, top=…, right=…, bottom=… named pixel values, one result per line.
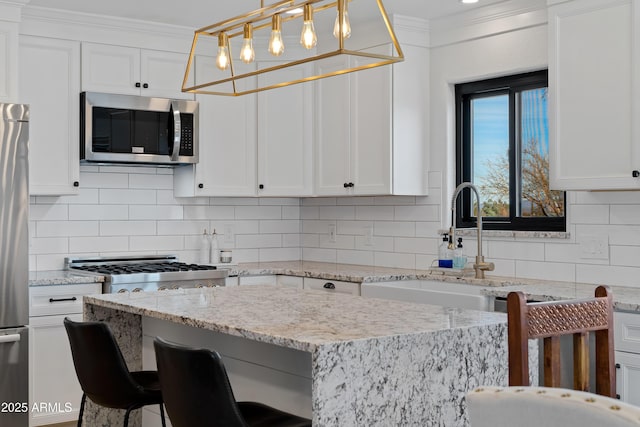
left=83, top=286, right=516, bottom=427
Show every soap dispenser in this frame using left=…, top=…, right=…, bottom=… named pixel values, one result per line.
left=453, top=237, right=466, bottom=269
left=438, top=234, right=453, bottom=268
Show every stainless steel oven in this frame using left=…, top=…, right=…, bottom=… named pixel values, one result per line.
left=65, top=255, right=227, bottom=294
left=80, top=92, right=198, bottom=166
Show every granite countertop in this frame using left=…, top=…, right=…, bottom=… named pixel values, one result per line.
left=481, top=282, right=640, bottom=313
left=85, top=285, right=507, bottom=352
left=29, top=270, right=104, bottom=286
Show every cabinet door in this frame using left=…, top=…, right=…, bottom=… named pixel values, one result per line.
left=616, top=350, right=640, bottom=405
left=175, top=55, right=257, bottom=197
left=0, top=21, right=18, bottom=102
left=141, top=49, right=193, bottom=100
left=549, top=0, right=638, bottom=190
left=350, top=55, right=392, bottom=195
left=29, top=313, right=83, bottom=426
left=81, top=42, right=141, bottom=95
left=257, top=62, right=312, bottom=196
left=314, top=58, right=351, bottom=195
left=19, top=36, right=80, bottom=195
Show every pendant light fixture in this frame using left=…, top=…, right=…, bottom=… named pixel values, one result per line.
left=333, top=0, right=351, bottom=39
left=239, top=23, right=255, bottom=64
left=268, top=15, right=285, bottom=56
left=216, top=33, right=230, bottom=70
left=300, top=4, right=317, bottom=50
left=182, top=0, right=404, bottom=96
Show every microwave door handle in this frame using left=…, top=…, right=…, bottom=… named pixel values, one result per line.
left=170, top=101, right=181, bottom=162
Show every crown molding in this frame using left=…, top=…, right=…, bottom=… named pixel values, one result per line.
left=20, top=5, right=193, bottom=52
left=0, top=0, right=29, bottom=22
left=429, top=0, right=548, bottom=48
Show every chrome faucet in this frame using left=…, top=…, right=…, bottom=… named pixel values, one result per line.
left=450, top=182, right=495, bottom=279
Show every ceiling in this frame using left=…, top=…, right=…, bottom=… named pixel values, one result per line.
left=26, top=0, right=511, bottom=28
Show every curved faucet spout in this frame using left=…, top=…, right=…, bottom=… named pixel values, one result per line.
left=450, top=182, right=494, bottom=279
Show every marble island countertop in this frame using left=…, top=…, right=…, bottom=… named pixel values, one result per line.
left=85, top=285, right=506, bottom=352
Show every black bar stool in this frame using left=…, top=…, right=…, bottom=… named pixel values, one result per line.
left=64, top=318, right=166, bottom=427
left=154, top=337, right=312, bottom=427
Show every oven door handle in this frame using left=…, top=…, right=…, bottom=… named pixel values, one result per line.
left=170, top=101, right=182, bottom=162
left=0, top=334, right=21, bottom=344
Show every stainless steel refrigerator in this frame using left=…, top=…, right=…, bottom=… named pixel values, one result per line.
left=0, top=104, right=29, bottom=427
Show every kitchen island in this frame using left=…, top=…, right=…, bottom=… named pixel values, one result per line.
left=84, top=285, right=512, bottom=426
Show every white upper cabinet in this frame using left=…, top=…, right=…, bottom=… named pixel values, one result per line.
left=549, top=0, right=640, bottom=190
left=257, top=61, right=313, bottom=196
left=19, top=35, right=80, bottom=195
left=0, top=20, right=18, bottom=103
left=314, top=42, right=428, bottom=196
left=174, top=55, right=257, bottom=197
left=81, top=42, right=192, bottom=99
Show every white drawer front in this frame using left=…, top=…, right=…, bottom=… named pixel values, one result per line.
left=29, top=283, right=102, bottom=317
left=615, top=312, right=640, bottom=354
left=239, top=275, right=277, bottom=286
left=277, top=275, right=303, bottom=289
left=303, top=278, right=360, bottom=296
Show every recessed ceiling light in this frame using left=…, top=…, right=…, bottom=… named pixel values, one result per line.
left=460, top=0, right=479, bottom=4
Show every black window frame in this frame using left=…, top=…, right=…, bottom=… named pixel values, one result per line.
left=455, top=70, right=566, bottom=232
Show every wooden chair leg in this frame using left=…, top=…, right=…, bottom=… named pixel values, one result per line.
left=77, top=393, right=86, bottom=427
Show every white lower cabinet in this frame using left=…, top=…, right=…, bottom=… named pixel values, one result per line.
left=28, top=283, right=101, bottom=426
left=238, top=275, right=277, bottom=286
left=614, top=312, right=640, bottom=404
left=303, top=277, right=360, bottom=296
left=277, top=275, right=303, bottom=289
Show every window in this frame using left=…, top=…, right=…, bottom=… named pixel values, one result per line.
left=455, top=70, right=565, bottom=231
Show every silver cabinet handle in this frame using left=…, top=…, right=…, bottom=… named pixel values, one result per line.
left=323, top=282, right=336, bottom=290
left=0, top=334, right=21, bottom=344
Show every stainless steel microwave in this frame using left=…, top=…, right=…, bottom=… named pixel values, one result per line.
left=80, top=92, right=198, bottom=166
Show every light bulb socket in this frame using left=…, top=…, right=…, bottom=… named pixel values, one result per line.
left=243, top=23, right=253, bottom=39
left=272, top=14, right=282, bottom=32
left=303, top=4, right=313, bottom=21
left=218, top=32, right=228, bottom=47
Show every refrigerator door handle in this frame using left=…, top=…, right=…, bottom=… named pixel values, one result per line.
left=0, top=333, right=21, bottom=344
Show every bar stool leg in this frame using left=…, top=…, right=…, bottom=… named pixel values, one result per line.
left=77, top=393, right=86, bottom=427
left=159, top=404, right=166, bottom=427
left=123, top=408, right=132, bottom=427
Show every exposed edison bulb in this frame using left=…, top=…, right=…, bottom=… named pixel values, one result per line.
left=239, top=23, right=255, bottom=64
left=300, top=4, right=317, bottom=49
left=268, top=15, right=285, bottom=56
left=216, top=33, right=230, bottom=70
left=333, top=0, right=351, bottom=39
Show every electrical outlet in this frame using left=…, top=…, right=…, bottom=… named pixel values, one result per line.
left=328, top=223, right=337, bottom=243
left=579, top=235, right=609, bottom=260
left=223, top=223, right=235, bottom=245
left=365, top=225, right=374, bottom=246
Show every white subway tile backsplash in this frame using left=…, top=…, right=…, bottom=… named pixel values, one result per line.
left=301, top=233, right=320, bottom=247
left=129, top=205, right=183, bottom=220
left=337, top=220, right=374, bottom=236
left=415, top=221, right=442, bottom=238
left=300, top=206, right=319, bottom=220
left=80, top=172, right=129, bottom=188
left=394, top=205, right=439, bottom=222
left=236, top=234, right=282, bottom=249
left=235, top=206, right=282, bottom=220
left=354, top=235, right=394, bottom=252
left=570, top=204, right=610, bottom=224
left=30, top=204, right=68, bottom=221
left=394, top=237, right=438, bottom=255
left=37, top=221, right=98, bottom=237
left=69, top=236, right=128, bottom=253
left=283, top=206, right=301, bottom=220
left=515, top=260, right=575, bottom=282
left=575, top=191, right=640, bottom=205
left=374, top=252, right=415, bottom=269
left=259, top=198, right=299, bottom=206
left=375, top=221, right=415, bottom=237
left=337, top=197, right=375, bottom=205
left=488, top=241, right=545, bottom=261
left=283, top=234, right=301, bottom=247
left=302, top=198, right=337, bottom=206
left=69, top=205, right=128, bottom=221
left=318, top=206, right=355, bottom=220
left=36, top=189, right=99, bottom=205
left=101, top=221, right=157, bottom=236
left=259, top=220, right=301, bottom=234
left=302, top=220, right=335, bottom=234
left=576, top=264, right=640, bottom=287
left=337, top=249, right=374, bottom=266
left=610, top=246, right=640, bottom=268
left=30, top=237, right=69, bottom=255
left=129, top=173, right=173, bottom=189
left=611, top=205, right=640, bottom=225
left=100, top=189, right=157, bottom=205
left=260, top=247, right=300, bottom=262
left=355, top=205, right=394, bottom=221
left=156, top=221, right=208, bottom=236
left=302, top=247, right=337, bottom=263
left=129, top=236, right=184, bottom=252
left=319, top=234, right=355, bottom=250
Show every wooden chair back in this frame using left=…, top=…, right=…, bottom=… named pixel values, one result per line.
left=507, top=285, right=615, bottom=398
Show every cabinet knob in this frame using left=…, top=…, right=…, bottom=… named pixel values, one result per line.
left=143, top=83, right=149, bottom=89
left=259, top=184, right=264, bottom=190
left=616, top=363, right=621, bottom=369
left=135, top=82, right=141, bottom=88
left=198, top=183, right=204, bottom=189
left=349, top=182, right=354, bottom=187
left=633, top=170, right=640, bottom=178
left=73, top=181, right=79, bottom=187
left=323, top=282, right=336, bottom=289
left=344, top=183, right=349, bottom=188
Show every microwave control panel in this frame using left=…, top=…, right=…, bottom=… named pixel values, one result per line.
left=179, top=113, right=194, bottom=156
